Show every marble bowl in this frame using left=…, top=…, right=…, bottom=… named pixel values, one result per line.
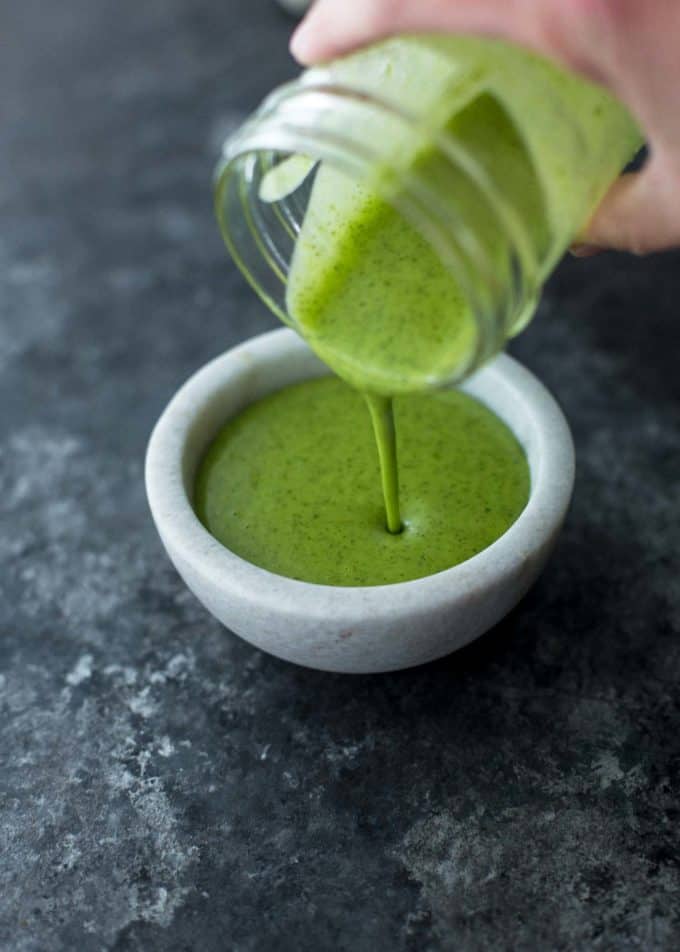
left=145, top=328, right=574, bottom=673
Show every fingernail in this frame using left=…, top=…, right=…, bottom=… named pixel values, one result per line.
left=570, top=243, right=603, bottom=258
left=290, top=21, right=312, bottom=61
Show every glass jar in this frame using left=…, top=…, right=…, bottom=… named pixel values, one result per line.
left=214, top=36, right=641, bottom=393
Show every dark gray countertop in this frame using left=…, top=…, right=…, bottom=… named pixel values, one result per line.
left=2, top=1, right=680, bottom=949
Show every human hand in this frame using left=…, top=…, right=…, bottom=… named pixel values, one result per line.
left=291, top=0, right=680, bottom=255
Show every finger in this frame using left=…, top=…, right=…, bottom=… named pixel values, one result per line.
left=581, top=157, right=680, bottom=254
left=291, top=0, right=541, bottom=65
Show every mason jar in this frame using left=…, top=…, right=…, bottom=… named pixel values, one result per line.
left=214, top=36, right=641, bottom=394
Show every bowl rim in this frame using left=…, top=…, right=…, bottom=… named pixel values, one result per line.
left=145, top=328, right=574, bottom=620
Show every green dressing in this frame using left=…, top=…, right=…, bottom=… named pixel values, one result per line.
left=285, top=92, right=549, bottom=395
left=195, top=377, right=529, bottom=587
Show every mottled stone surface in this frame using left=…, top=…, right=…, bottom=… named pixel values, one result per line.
left=2, top=1, right=680, bottom=949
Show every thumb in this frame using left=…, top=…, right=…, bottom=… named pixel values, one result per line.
left=291, top=0, right=540, bottom=66
left=581, top=156, right=680, bottom=255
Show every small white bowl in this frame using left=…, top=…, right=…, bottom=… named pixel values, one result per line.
left=145, top=328, right=574, bottom=673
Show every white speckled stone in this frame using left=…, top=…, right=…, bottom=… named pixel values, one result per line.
left=145, top=329, right=574, bottom=673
